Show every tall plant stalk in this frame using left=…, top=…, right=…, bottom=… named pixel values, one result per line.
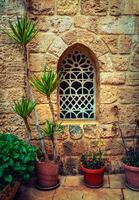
left=4, top=16, right=47, bottom=157
left=30, top=68, right=61, bottom=162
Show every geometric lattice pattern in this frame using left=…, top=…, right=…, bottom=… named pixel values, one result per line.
left=59, top=48, right=96, bottom=119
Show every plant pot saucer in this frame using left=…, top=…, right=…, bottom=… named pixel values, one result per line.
left=84, top=181, right=103, bottom=189
left=125, top=182, right=139, bottom=192
left=36, top=179, right=60, bottom=191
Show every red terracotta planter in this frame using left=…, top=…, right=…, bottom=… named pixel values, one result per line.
left=36, top=161, right=59, bottom=189
left=123, top=163, right=139, bottom=191
left=81, top=165, right=106, bottom=188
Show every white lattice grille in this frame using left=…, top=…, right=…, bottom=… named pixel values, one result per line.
left=59, top=48, right=96, bottom=119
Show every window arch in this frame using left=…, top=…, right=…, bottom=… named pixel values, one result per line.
left=58, top=44, right=97, bottom=120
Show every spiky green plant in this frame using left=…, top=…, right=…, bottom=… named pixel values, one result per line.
left=30, top=67, right=61, bottom=161
left=30, top=67, right=61, bottom=98
left=4, top=15, right=38, bottom=46
left=13, top=97, right=36, bottom=142
left=30, top=67, right=61, bottom=124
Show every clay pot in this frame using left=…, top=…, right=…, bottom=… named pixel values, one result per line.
left=0, top=182, right=20, bottom=200
left=123, top=163, right=139, bottom=191
left=36, top=161, right=59, bottom=188
left=81, top=165, right=106, bottom=188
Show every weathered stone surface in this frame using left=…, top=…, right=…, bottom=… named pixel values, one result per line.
left=119, top=35, right=132, bottom=54
left=100, top=85, right=118, bottom=103
left=99, top=53, right=113, bottom=72
left=48, top=37, right=68, bottom=57
left=63, top=156, right=80, bottom=175
left=0, top=74, right=24, bottom=88
left=98, top=16, right=135, bottom=34
left=69, top=125, right=83, bottom=140
left=87, top=16, right=98, bottom=33
left=135, top=16, right=139, bottom=35
left=104, top=138, right=124, bottom=155
left=50, top=16, right=72, bottom=33
left=29, top=53, right=44, bottom=72
left=0, top=88, right=24, bottom=104
left=0, top=0, right=24, bottom=15
left=81, top=0, right=108, bottom=16
left=101, top=35, right=119, bottom=54
left=111, top=55, right=129, bottom=71
left=74, top=15, right=87, bottom=29
left=109, top=0, right=121, bottom=16
left=126, top=72, right=139, bottom=86
left=62, top=30, right=77, bottom=45
left=83, top=124, right=97, bottom=139
left=29, top=32, right=55, bottom=53
left=28, top=0, right=54, bottom=15
left=90, top=38, right=109, bottom=57
left=57, top=0, right=78, bottom=15
left=119, top=87, right=139, bottom=104
left=118, top=104, right=139, bottom=124
left=121, top=0, right=133, bottom=15
left=100, top=72, right=126, bottom=85
left=99, top=104, right=117, bottom=124
left=130, top=52, right=139, bottom=71
left=29, top=53, right=57, bottom=72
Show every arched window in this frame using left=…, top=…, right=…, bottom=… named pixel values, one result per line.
left=58, top=44, right=97, bottom=120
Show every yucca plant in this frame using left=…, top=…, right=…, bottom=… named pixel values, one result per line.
left=4, top=15, right=38, bottom=46
left=4, top=16, right=47, bottom=154
left=13, top=96, right=36, bottom=142
left=30, top=67, right=61, bottom=162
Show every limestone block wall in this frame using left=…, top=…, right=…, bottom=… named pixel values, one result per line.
left=0, top=0, right=139, bottom=174
left=0, top=0, right=26, bottom=138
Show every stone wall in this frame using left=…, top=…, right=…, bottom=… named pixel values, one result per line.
left=0, top=0, right=139, bottom=174
left=0, top=0, right=26, bottom=138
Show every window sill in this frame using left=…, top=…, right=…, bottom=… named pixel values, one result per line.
left=57, top=119, right=100, bottom=127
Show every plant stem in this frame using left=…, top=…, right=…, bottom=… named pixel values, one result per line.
left=117, top=115, right=128, bottom=156
left=47, top=96, right=57, bottom=162
left=25, top=45, right=48, bottom=160
left=23, top=118, right=31, bottom=144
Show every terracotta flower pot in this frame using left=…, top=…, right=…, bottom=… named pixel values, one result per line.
left=0, top=181, right=20, bottom=200
left=81, top=165, right=106, bottom=188
left=36, top=161, right=59, bottom=189
left=123, top=163, right=139, bottom=191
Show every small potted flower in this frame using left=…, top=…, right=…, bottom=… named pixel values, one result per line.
left=112, top=105, right=139, bottom=191
left=80, top=128, right=106, bottom=188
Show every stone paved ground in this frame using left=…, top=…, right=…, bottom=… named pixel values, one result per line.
left=15, top=174, right=139, bottom=200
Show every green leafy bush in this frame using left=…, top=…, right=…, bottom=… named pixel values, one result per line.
left=0, top=133, right=37, bottom=191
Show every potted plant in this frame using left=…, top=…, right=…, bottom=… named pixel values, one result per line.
left=30, top=67, right=62, bottom=190
left=0, top=133, right=37, bottom=200
left=112, top=105, right=139, bottom=191
left=80, top=129, right=107, bottom=188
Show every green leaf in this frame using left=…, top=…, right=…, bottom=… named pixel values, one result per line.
left=23, top=174, right=30, bottom=182
left=4, top=16, right=38, bottom=46
left=4, top=174, right=12, bottom=183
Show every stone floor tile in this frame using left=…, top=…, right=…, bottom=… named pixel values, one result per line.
left=63, top=175, right=109, bottom=188
left=109, top=174, right=125, bottom=189
left=54, top=187, right=84, bottom=200
left=83, top=188, right=123, bottom=200
left=54, top=188, right=123, bottom=200
left=60, top=176, right=67, bottom=186
left=123, top=189, right=139, bottom=200
left=103, top=174, right=110, bottom=188
left=63, top=175, right=83, bottom=187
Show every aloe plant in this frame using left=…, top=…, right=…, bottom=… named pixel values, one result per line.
left=30, top=67, right=61, bottom=162
left=13, top=97, right=36, bottom=142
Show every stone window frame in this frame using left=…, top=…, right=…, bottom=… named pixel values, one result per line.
left=57, top=43, right=99, bottom=122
